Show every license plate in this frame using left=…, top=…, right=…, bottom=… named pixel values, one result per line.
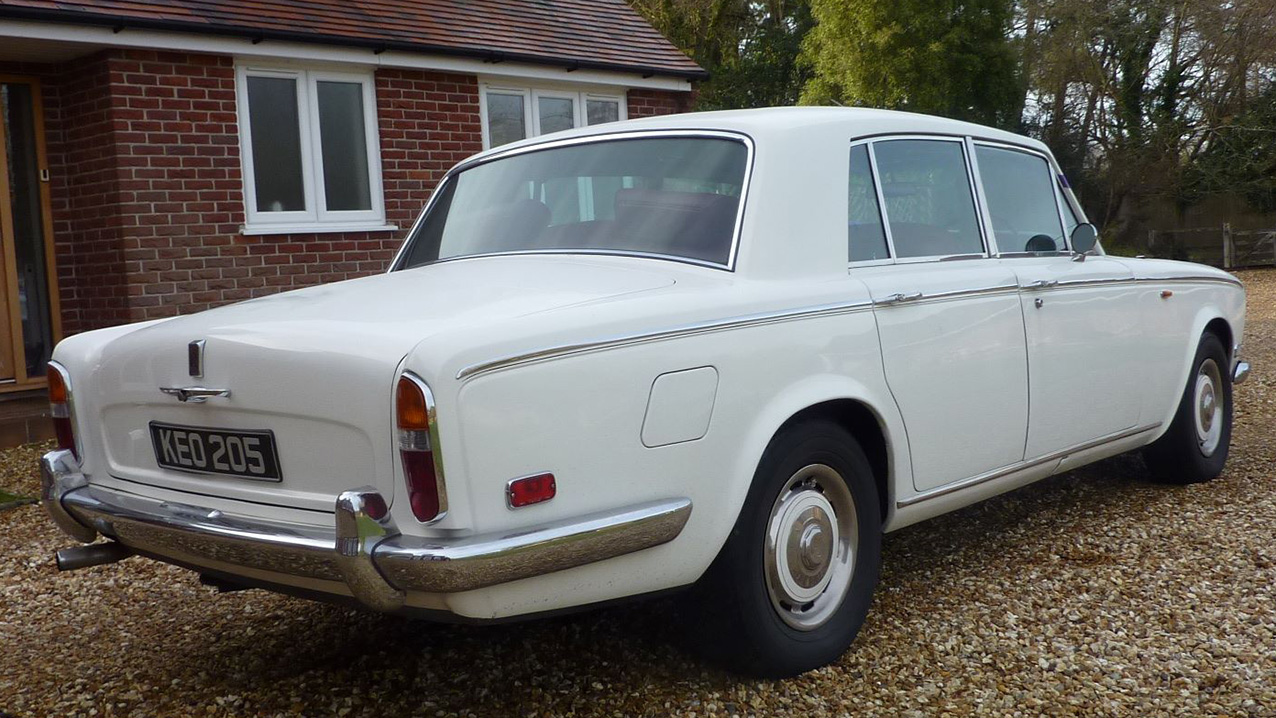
left=149, top=422, right=282, bottom=481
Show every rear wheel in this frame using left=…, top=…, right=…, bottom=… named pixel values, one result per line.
left=1142, top=332, right=1232, bottom=484
left=683, top=420, right=881, bottom=677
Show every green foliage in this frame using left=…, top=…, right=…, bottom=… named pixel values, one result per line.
left=1182, top=88, right=1276, bottom=214
left=799, top=0, right=1023, bottom=128
left=628, top=1, right=814, bottom=109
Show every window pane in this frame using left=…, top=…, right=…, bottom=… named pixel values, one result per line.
left=872, top=140, right=983, bottom=258
left=538, top=96, right=575, bottom=134
left=400, top=138, right=748, bottom=268
left=976, top=145, right=1066, bottom=252
left=586, top=99, right=620, bottom=126
left=1060, top=188, right=1081, bottom=239
left=246, top=76, right=306, bottom=212
left=849, top=145, right=889, bottom=261
left=487, top=93, right=526, bottom=147
left=316, top=81, right=372, bottom=212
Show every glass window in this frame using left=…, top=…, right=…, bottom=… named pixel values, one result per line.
left=848, top=144, right=888, bottom=261
left=239, top=68, right=383, bottom=229
left=316, top=81, right=372, bottom=211
left=481, top=87, right=626, bottom=148
left=537, top=96, right=575, bottom=134
left=245, top=76, right=306, bottom=212
left=976, top=145, right=1066, bottom=252
left=486, top=92, right=527, bottom=147
left=587, top=99, right=620, bottom=126
left=399, top=137, right=748, bottom=268
left=872, top=140, right=983, bottom=258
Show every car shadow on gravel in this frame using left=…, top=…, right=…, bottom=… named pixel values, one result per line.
left=159, top=451, right=1176, bottom=710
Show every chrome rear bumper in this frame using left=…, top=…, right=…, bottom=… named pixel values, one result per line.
left=1233, top=360, right=1251, bottom=385
left=40, top=449, right=692, bottom=613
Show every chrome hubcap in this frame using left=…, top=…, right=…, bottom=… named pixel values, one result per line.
left=764, top=464, right=858, bottom=631
left=1194, top=358, right=1223, bottom=457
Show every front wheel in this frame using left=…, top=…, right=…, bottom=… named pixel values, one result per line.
left=1142, top=332, right=1233, bottom=484
left=683, top=420, right=881, bottom=677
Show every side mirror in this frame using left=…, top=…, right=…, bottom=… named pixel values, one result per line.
left=1070, top=223, right=1098, bottom=260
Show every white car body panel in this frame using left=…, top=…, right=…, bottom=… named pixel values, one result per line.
left=45, top=107, right=1246, bottom=621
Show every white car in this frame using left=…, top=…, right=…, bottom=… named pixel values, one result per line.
left=42, top=108, right=1248, bottom=677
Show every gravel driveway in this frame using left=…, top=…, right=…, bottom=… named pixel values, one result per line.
left=3, top=270, right=1274, bottom=717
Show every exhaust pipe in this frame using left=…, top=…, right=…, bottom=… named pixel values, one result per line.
left=55, top=542, right=133, bottom=571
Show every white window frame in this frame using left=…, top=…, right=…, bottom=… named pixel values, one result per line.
left=478, top=81, right=626, bottom=150
left=236, top=64, right=392, bottom=235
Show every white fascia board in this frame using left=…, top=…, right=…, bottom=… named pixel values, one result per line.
left=0, top=18, right=694, bottom=92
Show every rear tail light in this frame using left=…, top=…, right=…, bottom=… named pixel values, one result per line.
left=47, top=363, right=77, bottom=460
left=396, top=374, right=446, bottom=522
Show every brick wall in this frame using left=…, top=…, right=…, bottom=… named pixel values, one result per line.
left=627, top=88, right=694, bottom=119
left=10, top=50, right=685, bottom=335
left=105, top=52, right=485, bottom=323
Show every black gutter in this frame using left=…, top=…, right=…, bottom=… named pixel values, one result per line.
left=0, top=6, right=709, bottom=81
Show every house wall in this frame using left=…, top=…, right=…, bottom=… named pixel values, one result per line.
left=6, top=50, right=691, bottom=335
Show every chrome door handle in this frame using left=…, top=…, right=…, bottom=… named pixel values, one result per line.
left=1022, top=280, right=1058, bottom=290
left=160, top=386, right=231, bottom=403
left=875, top=291, right=924, bottom=306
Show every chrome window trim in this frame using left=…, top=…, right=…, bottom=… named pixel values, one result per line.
left=397, top=372, right=449, bottom=524
left=861, top=134, right=992, bottom=263
left=456, top=298, right=875, bottom=381
left=897, top=422, right=1162, bottom=508
left=970, top=139, right=1071, bottom=255
left=388, top=129, right=756, bottom=273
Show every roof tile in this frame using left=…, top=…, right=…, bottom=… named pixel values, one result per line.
left=0, top=0, right=705, bottom=78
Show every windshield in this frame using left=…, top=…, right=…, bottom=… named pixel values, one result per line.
left=396, top=135, right=749, bottom=269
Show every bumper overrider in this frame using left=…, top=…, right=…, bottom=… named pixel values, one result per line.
left=40, top=449, right=692, bottom=613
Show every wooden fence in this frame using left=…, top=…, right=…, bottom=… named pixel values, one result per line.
left=1145, top=224, right=1276, bottom=269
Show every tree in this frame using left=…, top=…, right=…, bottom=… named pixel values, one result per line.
left=628, top=0, right=815, bottom=109
left=800, top=0, right=1023, bottom=128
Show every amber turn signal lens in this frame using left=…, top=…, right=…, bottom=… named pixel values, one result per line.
left=47, top=365, right=67, bottom=405
left=396, top=376, right=429, bottom=430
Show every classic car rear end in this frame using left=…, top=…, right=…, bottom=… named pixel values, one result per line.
left=41, top=108, right=1248, bottom=678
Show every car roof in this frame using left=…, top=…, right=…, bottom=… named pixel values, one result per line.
left=471, top=106, right=1050, bottom=162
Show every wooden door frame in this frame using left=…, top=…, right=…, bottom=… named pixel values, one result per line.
left=0, top=74, right=63, bottom=391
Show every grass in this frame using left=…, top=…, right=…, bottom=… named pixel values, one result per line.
left=0, top=488, right=34, bottom=507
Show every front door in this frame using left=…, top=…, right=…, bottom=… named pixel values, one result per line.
left=0, top=77, right=60, bottom=389
left=971, top=140, right=1144, bottom=458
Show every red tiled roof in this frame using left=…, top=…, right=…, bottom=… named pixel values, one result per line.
left=0, top=0, right=706, bottom=79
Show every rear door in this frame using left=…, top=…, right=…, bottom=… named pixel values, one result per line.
left=972, top=142, right=1145, bottom=458
left=850, top=138, right=1029, bottom=494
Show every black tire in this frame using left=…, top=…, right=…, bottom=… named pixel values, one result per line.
left=682, top=419, right=882, bottom=678
left=1142, top=332, right=1232, bottom=484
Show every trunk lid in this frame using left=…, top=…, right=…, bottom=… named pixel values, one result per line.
left=85, top=257, right=675, bottom=512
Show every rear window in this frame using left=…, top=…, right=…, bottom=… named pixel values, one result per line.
left=397, top=136, right=749, bottom=269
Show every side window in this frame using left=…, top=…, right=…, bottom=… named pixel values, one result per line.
left=1059, top=185, right=1081, bottom=237
left=872, top=140, right=983, bottom=258
left=975, top=145, right=1066, bottom=252
left=849, top=144, right=889, bottom=261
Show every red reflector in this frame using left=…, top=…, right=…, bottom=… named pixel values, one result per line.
left=361, top=492, right=388, bottom=521
left=507, top=473, right=556, bottom=508
left=402, top=449, right=441, bottom=521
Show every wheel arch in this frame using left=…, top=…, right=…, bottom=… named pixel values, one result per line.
left=774, top=399, right=892, bottom=523
left=1153, top=308, right=1237, bottom=436
left=702, top=375, right=907, bottom=582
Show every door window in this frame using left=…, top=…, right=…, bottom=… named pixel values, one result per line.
left=848, top=144, right=889, bottom=261
left=871, top=140, right=984, bottom=258
left=976, top=145, right=1067, bottom=252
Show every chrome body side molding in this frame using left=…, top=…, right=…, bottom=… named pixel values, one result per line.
left=456, top=299, right=875, bottom=381
left=896, top=422, right=1162, bottom=508
left=41, top=449, right=692, bottom=609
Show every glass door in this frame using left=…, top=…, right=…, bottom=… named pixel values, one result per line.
left=0, top=77, right=60, bottom=388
